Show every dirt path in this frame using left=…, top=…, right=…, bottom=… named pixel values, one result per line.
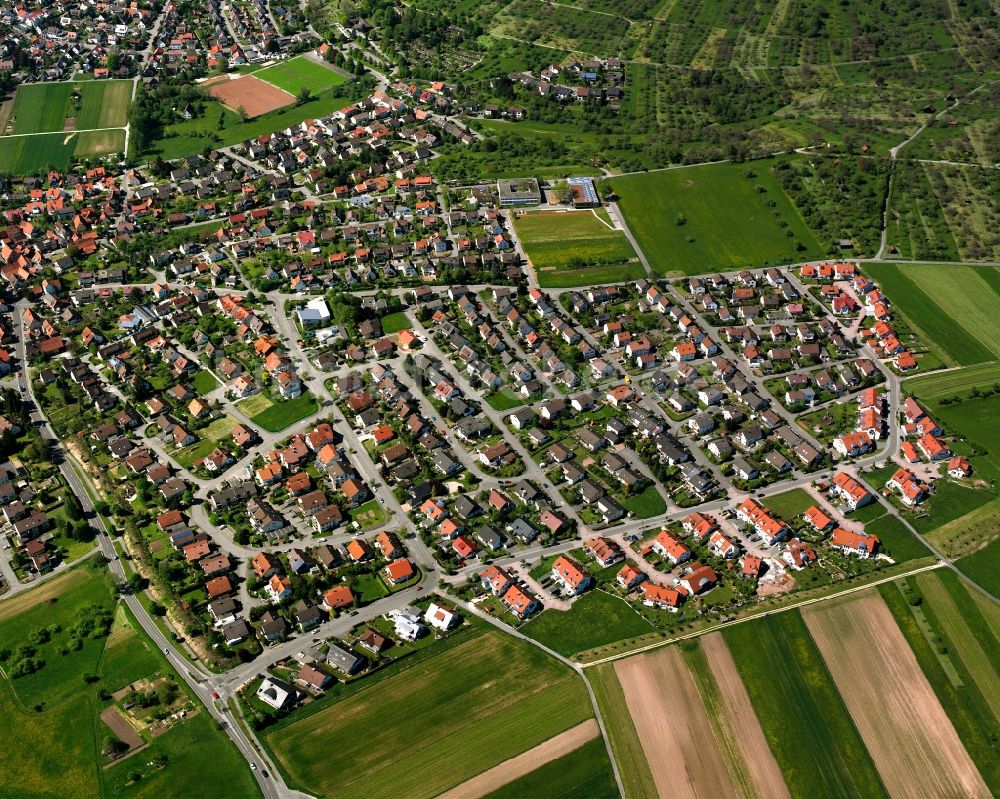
left=434, top=719, right=599, bottom=799
left=803, top=592, right=990, bottom=799
left=615, top=647, right=738, bottom=799
left=701, top=633, right=791, bottom=799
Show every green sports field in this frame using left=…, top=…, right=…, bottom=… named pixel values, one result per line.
left=254, top=56, right=348, bottom=95
left=514, top=210, right=638, bottom=277
left=611, top=161, right=825, bottom=275
left=264, top=628, right=593, bottom=799
left=723, top=612, right=889, bottom=799
left=864, top=262, right=1000, bottom=365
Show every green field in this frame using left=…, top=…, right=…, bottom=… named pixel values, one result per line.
left=173, top=437, right=217, bottom=469
left=956, top=540, right=1000, bottom=598
left=611, top=162, right=824, bottom=275
left=760, top=487, right=813, bottom=520
left=0, top=127, right=126, bottom=173
left=864, top=515, right=932, bottom=562
left=864, top=263, right=1000, bottom=365
left=192, top=370, right=221, bottom=394
left=254, top=56, right=348, bottom=95
left=621, top=485, right=667, bottom=518
left=380, top=311, right=412, bottom=333
left=537, top=262, right=647, bottom=288
left=264, top=629, right=593, bottom=799
left=481, top=737, right=618, bottom=799
left=513, top=211, right=639, bottom=279
left=0, top=565, right=260, bottom=799
left=724, top=612, right=889, bottom=799
left=7, top=80, right=131, bottom=135
left=879, top=581, right=1000, bottom=791
left=250, top=393, right=318, bottom=432
left=589, top=662, right=658, bottom=799
left=522, top=590, right=655, bottom=656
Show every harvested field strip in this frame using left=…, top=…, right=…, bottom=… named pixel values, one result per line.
left=588, top=663, right=658, bottom=799
left=615, top=646, right=738, bottom=799
left=879, top=581, right=1000, bottom=792
left=916, top=573, right=1000, bottom=718
left=435, top=718, right=599, bottom=799
left=804, top=592, right=989, bottom=799
left=695, top=634, right=790, bottom=799
left=724, top=613, right=889, bottom=799
left=0, top=565, right=88, bottom=621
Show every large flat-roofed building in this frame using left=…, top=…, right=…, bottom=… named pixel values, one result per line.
left=568, top=176, right=599, bottom=208
left=497, top=178, right=541, bottom=207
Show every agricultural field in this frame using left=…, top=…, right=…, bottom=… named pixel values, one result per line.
left=880, top=579, right=1000, bottom=792
left=254, top=55, right=348, bottom=95
left=724, top=612, right=889, bottom=799
left=906, top=84, right=1000, bottom=166
left=864, top=515, right=932, bottom=563
left=513, top=210, right=638, bottom=281
left=6, top=80, right=131, bottom=134
left=0, top=128, right=126, bottom=173
left=522, top=590, right=654, bottom=656
left=956, top=540, right=1000, bottom=598
left=803, top=591, right=989, bottom=799
left=589, top=662, right=658, bottom=799
left=611, top=162, right=824, bottom=275
left=0, top=564, right=259, bottom=799
left=264, top=628, right=593, bottom=799
left=491, top=0, right=632, bottom=56
left=864, top=263, right=1000, bottom=365
left=687, top=635, right=791, bottom=799
left=479, top=736, right=618, bottom=799
left=614, top=645, right=739, bottom=798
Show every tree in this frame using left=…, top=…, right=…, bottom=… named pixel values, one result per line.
left=297, top=87, right=313, bottom=105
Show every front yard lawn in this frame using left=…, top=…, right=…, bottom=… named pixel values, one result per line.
left=381, top=311, right=412, bottom=333
left=622, top=485, right=667, bottom=519
left=192, top=370, right=220, bottom=394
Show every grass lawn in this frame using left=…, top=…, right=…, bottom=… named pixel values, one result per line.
left=864, top=263, right=1000, bottom=365
left=481, top=737, right=618, bottom=799
left=192, top=369, right=220, bottom=394
left=486, top=390, right=527, bottom=411
left=955, top=540, right=1000, bottom=598
left=349, top=498, right=386, bottom=530
left=864, top=515, right=932, bottom=562
left=611, top=161, right=824, bottom=275
left=99, top=606, right=162, bottom=693
left=173, top=437, right=217, bottom=469
left=622, top=485, right=667, bottom=518
left=927, top=495, right=1000, bottom=559
left=254, top=56, right=348, bottom=95
left=513, top=210, right=638, bottom=273
left=352, top=572, right=389, bottom=603
left=380, top=311, right=412, bottom=333
left=264, top=629, right=593, bottom=799
left=236, top=393, right=274, bottom=417
left=251, top=393, right=318, bottom=432
left=761, top=487, right=814, bottom=520
left=522, top=590, right=655, bottom=656
left=588, top=662, right=658, bottom=799
left=536, top=262, right=647, bottom=288
left=724, top=612, right=889, bottom=799
left=201, top=414, right=239, bottom=445
left=879, top=581, right=1000, bottom=792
